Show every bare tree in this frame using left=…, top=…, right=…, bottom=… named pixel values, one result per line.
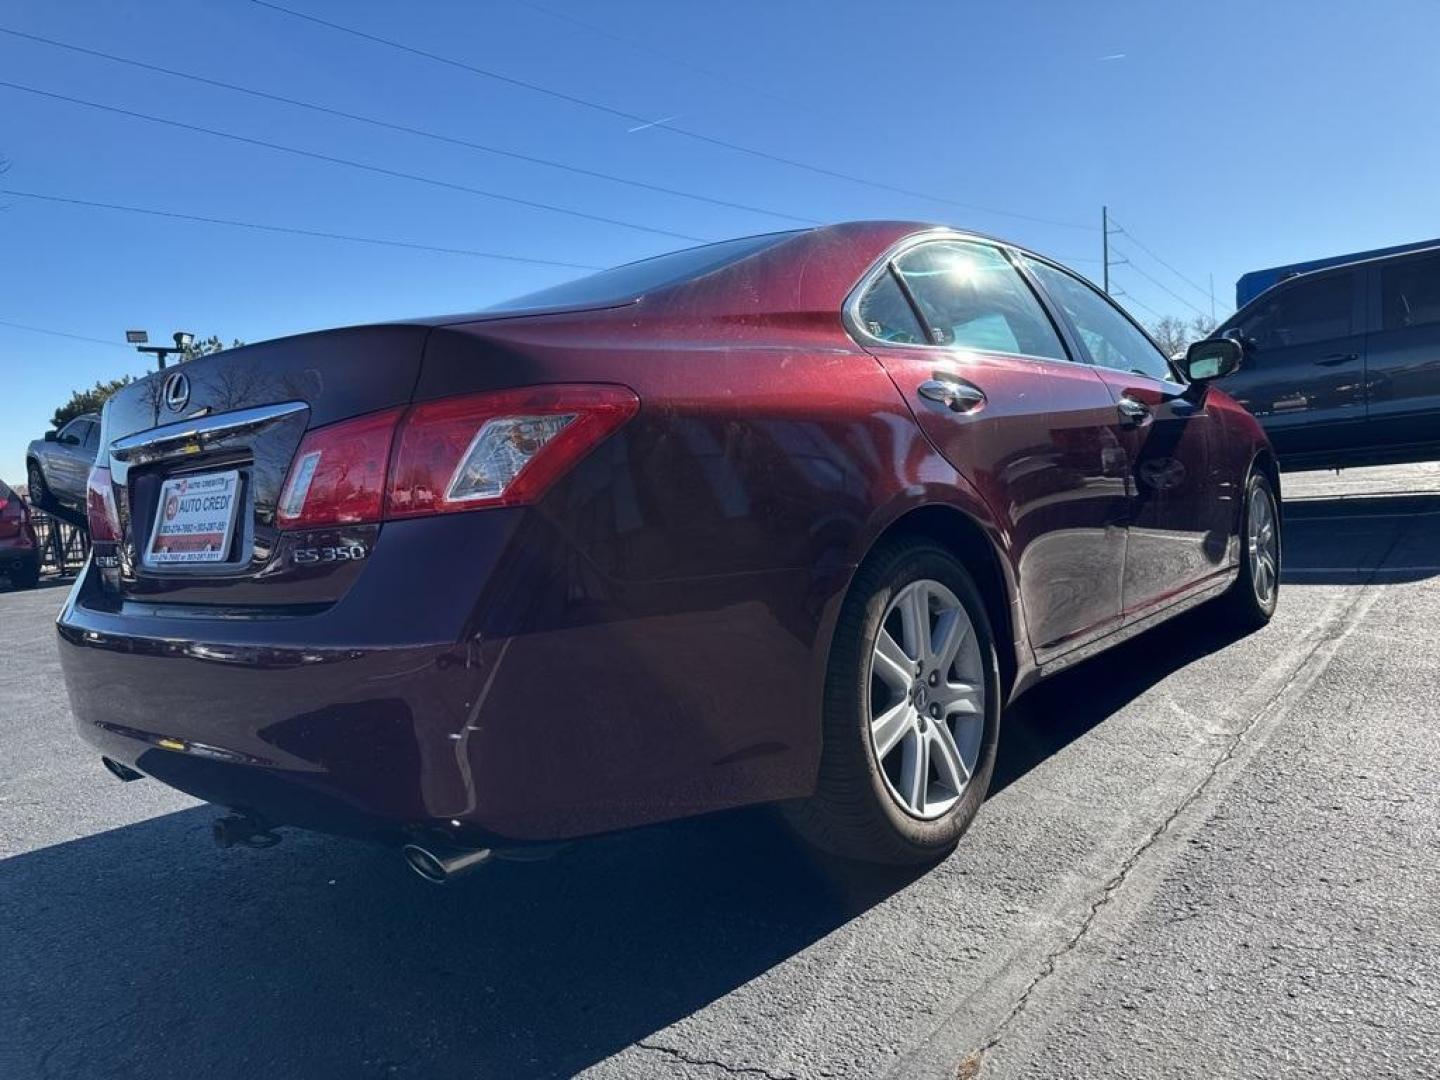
left=1149, top=314, right=1219, bottom=357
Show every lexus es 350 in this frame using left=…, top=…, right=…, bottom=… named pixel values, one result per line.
left=57, top=222, right=1280, bottom=877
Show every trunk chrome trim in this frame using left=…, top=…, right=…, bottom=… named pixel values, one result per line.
left=109, top=401, right=309, bottom=465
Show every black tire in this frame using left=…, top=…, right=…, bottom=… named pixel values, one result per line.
left=26, top=461, right=51, bottom=513
left=1215, top=469, right=1280, bottom=629
left=10, top=560, right=40, bottom=590
left=785, top=540, right=1002, bottom=865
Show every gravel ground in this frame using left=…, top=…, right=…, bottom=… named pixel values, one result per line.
left=1, top=464, right=1436, bottom=1080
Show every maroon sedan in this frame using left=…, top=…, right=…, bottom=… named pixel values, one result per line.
left=57, top=222, right=1279, bottom=876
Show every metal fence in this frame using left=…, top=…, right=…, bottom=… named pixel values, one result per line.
left=29, top=506, right=89, bottom=576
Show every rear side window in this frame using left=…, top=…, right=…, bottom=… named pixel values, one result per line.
left=855, top=271, right=925, bottom=344
left=893, top=241, right=1067, bottom=361
left=1381, top=254, right=1440, bottom=331
left=82, top=421, right=99, bottom=448
left=1024, top=258, right=1174, bottom=381
left=1235, top=272, right=1354, bottom=348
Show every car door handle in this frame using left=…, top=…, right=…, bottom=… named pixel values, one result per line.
left=1314, top=352, right=1358, bottom=366
left=917, top=378, right=986, bottom=414
left=1116, top=395, right=1152, bottom=428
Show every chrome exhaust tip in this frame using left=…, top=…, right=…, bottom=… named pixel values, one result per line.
left=402, top=842, right=493, bottom=884
left=101, top=757, right=144, bottom=783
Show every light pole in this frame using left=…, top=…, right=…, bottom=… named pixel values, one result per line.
left=126, top=329, right=194, bottom=370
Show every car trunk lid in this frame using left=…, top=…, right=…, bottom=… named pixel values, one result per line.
left=99, top=324, right=428, bottom=607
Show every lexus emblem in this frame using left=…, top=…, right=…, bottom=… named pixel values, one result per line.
left=162, top=371, right=191, bottom=413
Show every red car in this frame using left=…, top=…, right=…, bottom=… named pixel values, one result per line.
left=0, top=480, right=41, bottom=590
left=56, top=222, right=1279, bottom=876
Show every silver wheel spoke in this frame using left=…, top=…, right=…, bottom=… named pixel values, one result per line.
left=931, top=608, right=969, bottom=675
left=871, top=701, right=913, bottom=760
left=872, top=628, right=914, bottom=692
left=934, top=679, right=982, bottom=717
left=928, top=722, right=971, bottom=792
left=900, top=727, right=928, bottom=812
left=898, top=583, right=931, bottom=662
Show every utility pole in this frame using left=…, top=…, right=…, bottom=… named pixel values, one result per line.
left=1101, top=207, right=1124, bottom=295
left=1102, top=205, right=1109, bottom=294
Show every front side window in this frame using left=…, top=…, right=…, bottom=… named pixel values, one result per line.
left=1234, top=272, right=1354, bottom=349
left=892, top=241, right=1067, bottom=361
left=1381, top=254, right=1440, bottom=331
left=57, top=420, right=88, bottom=446
left=1024, top=258, right=1174, bottom=381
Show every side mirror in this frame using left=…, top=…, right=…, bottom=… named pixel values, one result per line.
left=1183, top=338, right=1243, bottom=383
left=44, top=430, right=57, bottom=442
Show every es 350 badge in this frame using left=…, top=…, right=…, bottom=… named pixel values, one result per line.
left=293, top=544, right=368, bottom=565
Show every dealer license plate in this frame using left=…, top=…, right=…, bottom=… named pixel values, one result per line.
left=144, top=470, right=241, bottom=565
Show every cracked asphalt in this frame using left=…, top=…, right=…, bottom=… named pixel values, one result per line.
left=2, top=463, right=1438, bottom=1079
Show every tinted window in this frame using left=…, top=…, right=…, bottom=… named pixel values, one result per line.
left=490, top=232, right=797, bottom=312
left=855, top=270, right=925, bottom=344
left=82, top=421, right=100, bottom=449
left=1381, top=255, right=1440, bottom=331
left=1025, top=258, right=1174, bottom=381
left=1235, top=272, right=1353, bottom=349
left=893, top=241, right=1066, bottom=360
left=57, top=420, right=88, bottom=446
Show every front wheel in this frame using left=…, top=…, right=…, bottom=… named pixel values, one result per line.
left=26, top=462, right=50, bottom=512
left=1216, top=470, right=1280, bottom=628
left=786, top=541, right=1002, bottom=865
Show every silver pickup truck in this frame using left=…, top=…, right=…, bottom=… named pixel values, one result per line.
left=26, top=412, right=101, bottom=515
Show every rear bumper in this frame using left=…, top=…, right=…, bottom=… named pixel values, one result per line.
left=57, top=511, right=828, bottom=845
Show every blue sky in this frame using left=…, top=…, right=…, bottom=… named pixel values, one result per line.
left=3, top=0, right=1438, bottom=484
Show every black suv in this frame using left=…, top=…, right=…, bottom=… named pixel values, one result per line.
left=1212, top=246, right=1440, bottom=469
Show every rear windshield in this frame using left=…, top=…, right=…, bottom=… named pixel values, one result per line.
left=489, top=231, right=798, bottom=312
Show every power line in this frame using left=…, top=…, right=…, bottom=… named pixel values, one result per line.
left=0, top=25, right=820, bottom=228
left=249, top=0, right=1097, bottom=232
left=0, top=79, right=709, bottom=243
left=1106, top=214, right=1221, bottom=306
left=1110, top=245, right=1210, bottom=319
left=1108, top=289, right=1163, bottom=321
left=1, top=188, right=604, bottom=269
left=512, top=0, right=814, bottom=117
left=0, top=318, right=132, bottom=349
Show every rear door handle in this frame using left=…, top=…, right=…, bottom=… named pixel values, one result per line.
left=1116, top=395, right=1152, bottom=428
left=1315, top=352, right=1358, bottom=366
left=917, top=378, right=986, bottom=414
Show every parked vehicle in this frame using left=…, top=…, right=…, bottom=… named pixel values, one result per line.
left=56, top=222, right=1280, bottom=874
left=0, top=480, right=41, bottom=589
left=1211, top=245, right=1440, bottom=469
left=27, top=412, right=101, bottom=514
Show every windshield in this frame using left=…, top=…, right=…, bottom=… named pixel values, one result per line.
left=488, top=231, right=799, bottom=312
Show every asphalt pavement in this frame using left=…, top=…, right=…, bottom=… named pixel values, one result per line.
left=2, top=463, right=1437, bottom=1079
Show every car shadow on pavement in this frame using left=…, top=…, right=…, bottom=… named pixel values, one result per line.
left=1280, top=491, right=1440, bottom=585
left=0, top=798, right=920, bottom=1079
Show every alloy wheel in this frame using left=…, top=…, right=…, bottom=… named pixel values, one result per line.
left=1248, top=485, right=1278, bottom=604
left=867, top=579, right=985, bottom=819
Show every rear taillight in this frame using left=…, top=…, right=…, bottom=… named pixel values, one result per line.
left=276, top=407, right=403, bottom=530
left=274, top=385, right=638, bottom=529
left=86, top=466, right=122, bottom=542
left=386, top=385, right=639, bottom=518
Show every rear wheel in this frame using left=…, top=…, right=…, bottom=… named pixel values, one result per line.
left=1216, top=470, right=1280, bottom=628
left=787, top=540, right=1001, bottom=865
